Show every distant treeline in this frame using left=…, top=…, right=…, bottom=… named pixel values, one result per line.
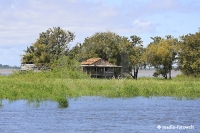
left=0, top=64, right=20, bottom=69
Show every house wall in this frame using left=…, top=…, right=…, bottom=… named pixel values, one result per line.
left=81, top=58, right=121, bottom=78
left=82, top=66, right=115, bottom=78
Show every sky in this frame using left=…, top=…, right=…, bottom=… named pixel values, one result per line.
left=0, top=0, right=200, bottom=66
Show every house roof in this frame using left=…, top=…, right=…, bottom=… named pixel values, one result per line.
left=81, top=58, right=121, bottom=67
left=81, top=58, right=101, bottom=65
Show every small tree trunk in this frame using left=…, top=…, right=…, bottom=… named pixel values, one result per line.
left=135, top=67, right=139, bottom=80
left=164, top=72, right=167, bottom=79
left=169, top=69, right=171, bottom=79
left=169, top=64, right=172, bottom=79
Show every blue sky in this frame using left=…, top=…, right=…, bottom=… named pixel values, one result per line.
left=0, top=0, right=200, bottom=66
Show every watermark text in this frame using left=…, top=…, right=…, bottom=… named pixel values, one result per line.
left=157, top=125, right=194, bottom=130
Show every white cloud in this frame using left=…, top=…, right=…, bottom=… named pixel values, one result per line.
left=0, top=0, right=200, bottom=66
left=133, top=19, right=151, bottom=28
left=131, top=19, right=156, bottom=33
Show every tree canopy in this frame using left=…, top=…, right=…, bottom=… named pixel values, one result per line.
left=178, top=30, right=200, bottom=77
left=22, top=27, right=75, bottom=67
left=21, top=26, right=200, bottom=79
left=143, top=36, right=178, bottom=79
left=69, top=31, right=143, bottom=73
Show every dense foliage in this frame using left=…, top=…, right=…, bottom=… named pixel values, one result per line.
left=52, top=56, right=89, bottom=79
left=21, top=27, right=200, bottom=79
left=17, top=56, right=89, bottom=79
left=143, top=36, right=178, bottom=79
left=69, top=31, right=143, bottom=73
left=22, top=27, right=75, bottom=67
left=178, top=31, right=200, bottom=77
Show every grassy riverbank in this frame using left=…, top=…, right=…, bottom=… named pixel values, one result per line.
left=0, top=71, right=200, bottom=107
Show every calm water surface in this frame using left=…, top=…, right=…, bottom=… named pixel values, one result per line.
left=0, top=97, right=199, bottom=133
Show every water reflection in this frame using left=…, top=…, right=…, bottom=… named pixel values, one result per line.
left=0, top=97, right=199, bottom=133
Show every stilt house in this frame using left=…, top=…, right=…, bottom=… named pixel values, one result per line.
left=81, top=58, right=121, bottom=78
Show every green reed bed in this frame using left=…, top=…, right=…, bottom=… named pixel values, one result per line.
left=66, top=77, right=200, bottom=99
left=0, top=72, right=200, bottom=107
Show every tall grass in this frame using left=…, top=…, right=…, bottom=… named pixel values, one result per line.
left=0, top=71, right=200, bottom=107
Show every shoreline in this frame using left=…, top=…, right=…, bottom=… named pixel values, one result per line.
left=0, top=68, right=181, bottom=77
left=136, top=70, right=181, bottom=77
left=0, top=69, right=19, bottom=75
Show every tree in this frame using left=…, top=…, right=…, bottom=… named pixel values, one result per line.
left=178, top=30, right=200, bottom=77
left=129, top=35, right=144, bottom=79
left=130, top=35, right=143, bottom=47
left=143, top=36, right=177, bottom=79
left=68, top=43, right=83, bottom=61
left=150, top=36, right=162, bottom=45
left=76, top=31, right=132, bottom=71
left=141, top=36, right=162, bottom=70
left=22, top=27, right=75, bottom=67
left=71, top=31, right=143, bottom=74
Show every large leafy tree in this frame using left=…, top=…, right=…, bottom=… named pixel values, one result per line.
left=22, top=27, right=75, bottom=67
left=178, top=30, right=200, bottom=77
left=70, top=31, right=143, bottom=73
left=143, top=36, right=178, bottom=79
left=81, top=31, right=131, bottom=65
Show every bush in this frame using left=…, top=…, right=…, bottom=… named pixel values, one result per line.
left=10, top=57, right=89, bottom=79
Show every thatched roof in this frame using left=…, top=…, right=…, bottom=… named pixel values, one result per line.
left=81, top=58, right=122, bottom=68
left=81, top=58, right=102, bottom=65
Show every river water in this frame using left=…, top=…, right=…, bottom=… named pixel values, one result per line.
left=0, top=97, right=199, bottom=133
